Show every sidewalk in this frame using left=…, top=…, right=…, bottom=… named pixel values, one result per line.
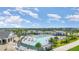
left=53, top=40, right=79, bottom=51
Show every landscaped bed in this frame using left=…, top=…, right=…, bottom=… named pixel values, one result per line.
left=68, top=45, right=79, bottom=51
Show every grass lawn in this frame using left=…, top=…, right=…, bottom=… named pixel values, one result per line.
left=52, top=37, right=79, bottom=48
left=68, top=45, right=79, bottom=51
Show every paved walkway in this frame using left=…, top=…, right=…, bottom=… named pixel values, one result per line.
left=53, top=40, right=79, bottom=51
left=0, top=42, right=16, bottom=51
left=0, top=37, right=20, bottom=51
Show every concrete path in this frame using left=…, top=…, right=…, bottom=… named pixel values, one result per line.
left=53, top=40, right=79, bottom=51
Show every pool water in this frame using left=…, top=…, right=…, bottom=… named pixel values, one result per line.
left=21, top=35, right=54, bottom=46
left=34, top=36, right=51, bottom=46
left=16, top=35, right=55, bottom=51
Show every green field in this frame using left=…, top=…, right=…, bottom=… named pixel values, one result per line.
left=68, top=45, right=79, bottom=51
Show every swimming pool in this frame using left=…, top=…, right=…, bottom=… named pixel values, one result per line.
left=21, top=35, right=54, bottom=46
left=17, top=35, right=54, bottom=51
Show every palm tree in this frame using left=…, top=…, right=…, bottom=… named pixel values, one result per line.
left=35, top=42, right=42, bottom=50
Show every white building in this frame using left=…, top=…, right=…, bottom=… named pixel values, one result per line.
left=0, top=30, right=15, bottom=45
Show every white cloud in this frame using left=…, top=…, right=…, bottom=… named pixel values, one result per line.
left=0, top=17, right=7, bottom=27
left=3, top=10, right=11, bottom=15
left=0, top=21, right=4, bottom=25
left=72, top=7, right=79, bottom=11
left=0, top=21, right=7, bottom=27
left=66, top=14, right=79, bottom=21
left=0, top=16, right=5, bottom=20
left=34, top=8, right=39, bottom=12
left=26, top=10, right=38, bottom=18
left=70, top=8, right=79, bottom=14
left=10, top=24, right=22, bottom=28
left=65, top=8, right=79, bottom=21
left=47, top=14, right=61, bottom=21
left=24, top=20, right=31, bottom=23
left=0, top=8, right=36, bottom=28
left=5, top=16, right=23, bottom=24
left=16, top=7, right=39, bottom=19
left=0, top=15, right=25, bottom=28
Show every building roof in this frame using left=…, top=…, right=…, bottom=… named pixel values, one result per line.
left=0, top=30, right=10, bottom=40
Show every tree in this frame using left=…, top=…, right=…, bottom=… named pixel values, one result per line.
left=64, top=37, right=70, bottom=43
left=11, top=28, right=28, bottom=37
left=35, top=42, right=41, bottom=50
left=60, top=40, right=65, bottom=44
left=69, top=35, right=77, bottom=40
left=49, top=37, right=54, bottom=43
left=49, top=37, right=58, bottom=47
left=54, top=36, right=59, bottom=41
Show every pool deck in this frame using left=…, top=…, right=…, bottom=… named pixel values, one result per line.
left=53, top=40, right=79, bottom=51
left=22, top=35, right=53, bottom=46
left=0, top=42, right=16, bottom=51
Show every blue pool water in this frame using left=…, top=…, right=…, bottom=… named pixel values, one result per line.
left=21, top=35, right=54, bottom=46
left=16, top=35, right=55, bottom=50
left=33, top=36, right=51, bottom=46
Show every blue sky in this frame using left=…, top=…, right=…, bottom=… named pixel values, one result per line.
left=0, top=7, right=79, bottom=28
